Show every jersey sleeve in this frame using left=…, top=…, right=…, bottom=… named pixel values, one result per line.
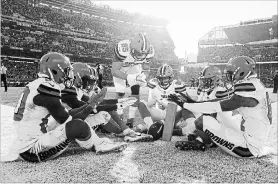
left=233, top=82, right=256, bottom=98
left=174, top=80, right=187, bottom=93
left=215, top=87, right=234, bottom=99
left=61, top=87, right=77, bottom=96
left=37, top=80, right=61, bottom=98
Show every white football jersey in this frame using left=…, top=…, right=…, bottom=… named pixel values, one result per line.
left=147, top=78, right=187, bottom=110
left=233, top=75, right=272, bottom=156
left=12, top=76, right=61, bottom=153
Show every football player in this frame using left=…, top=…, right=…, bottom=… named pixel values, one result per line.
left=3, top=52, right=127, bottom=163
left=174, top=65, right=239, bottom=137
left=137, top=64, right=187, bottom=140
left=112, top=33, right=155, bottom=128
left=169, top=56, right=275, bottom=158
left=61, top=63, right=153, bottom=142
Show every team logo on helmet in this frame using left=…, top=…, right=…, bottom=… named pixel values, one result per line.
left=156, top=64, right=174, bottom=89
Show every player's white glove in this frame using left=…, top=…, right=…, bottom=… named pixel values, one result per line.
left=153, top=94, right=168, bottom=110
left=127, top=73, right=147, bottom=87
left=117, top=97, right=137, bottom=110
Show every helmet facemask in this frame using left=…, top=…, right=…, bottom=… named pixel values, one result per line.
left=48, top=64, right=74, bottom=89
left=199, top=76, right=218, bottom=92
left=157, top=75, right=173, bottom=90
left=81, top=75, right=98, bottom=93
left=131, top=48, right=149, bottom=61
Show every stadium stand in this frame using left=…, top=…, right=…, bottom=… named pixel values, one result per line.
left=1, top=0, right=179, bottom=86
left=189, top=15, right=278, bottom=87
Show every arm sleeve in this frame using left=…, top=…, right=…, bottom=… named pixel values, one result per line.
left=183, top=94, right=258, bottom=113
left=62, top=94, right=87, bottom=109
left=33, top=94, right=70, bottom=124
left=82, top=93, right=118, bottom=105
left=96, top=104, right=117, bottom=112
left=147, top=88, right=157, bottom=107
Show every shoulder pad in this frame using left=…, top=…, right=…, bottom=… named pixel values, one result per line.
left=61, top=87, right=77, bottom=95
left=114, top=40, right=130, bottom=61
left=174, top=80, right=187, bottom=93
left=37, top=81, right=61, bottom=98
left=147, top=78, right=157, bottom=89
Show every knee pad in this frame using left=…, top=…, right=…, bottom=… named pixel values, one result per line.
left=138, top=101, right=151, bottom=118
left=131, top=85, right=140, bottom=95
left=65, top=119, right=91, bottom=140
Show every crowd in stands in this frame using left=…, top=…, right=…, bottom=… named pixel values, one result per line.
left=1, top=0, right=178, bottom=84
left=198, top=45, right=278, bottom=63
left=1, top=0, right=276, bottom=88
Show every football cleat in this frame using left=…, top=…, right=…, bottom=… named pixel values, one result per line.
left=126, top=118, right=134, bottom=128
left=124, top=133, right=153, bottom=142
left=187, top=133, right=198, bottom=141
left=175, top=139, right=206, bottom=151
left=95, top=138, right=127, bottom=154
left=134, top=124, right=148, bottom=134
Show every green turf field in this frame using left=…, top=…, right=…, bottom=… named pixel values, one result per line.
left=1, top=87, right=277, bottom=183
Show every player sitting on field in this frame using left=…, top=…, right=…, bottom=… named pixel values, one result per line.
left=173, top=65, right=240, bottom=138
left=169, top=56, right=276, bottom=158
left=2, top=52, right=127, bottom=163
left=111, top=32, right=155, bottom=128
left=136, top=64, right=187, bottom=140
left=60, top=63, right=153, bottom=142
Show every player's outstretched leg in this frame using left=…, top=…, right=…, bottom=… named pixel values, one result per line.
left=126, top=85, right=140, bottom=128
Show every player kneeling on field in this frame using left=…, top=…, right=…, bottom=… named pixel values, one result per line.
left=112, top=33, right=155, bottom=128
left=2, top=53, right=127, bottom=163
left=137, top=64, right=187, bottom=140
left=60, top=63, right=152, bottom=142
left=169, top=56, right=276, bottom=158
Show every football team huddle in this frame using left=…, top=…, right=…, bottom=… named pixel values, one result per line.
left=2, top=32, right=275, bottom=163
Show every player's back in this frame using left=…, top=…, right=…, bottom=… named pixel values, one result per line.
left=13, top=77, right=59, bottom=139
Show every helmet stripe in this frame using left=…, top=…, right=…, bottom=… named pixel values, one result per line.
left=162, top=65, right=167, bottom=76
left=141, top=33, right=146, bottom=52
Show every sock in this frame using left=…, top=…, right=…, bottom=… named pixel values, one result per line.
left=181, top=118, right=196, bottom=135
left=128, top=106, right=137, bottom=119
left=144, top=117, right=153, bottom=129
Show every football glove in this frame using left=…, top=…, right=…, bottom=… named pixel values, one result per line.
left=168, top=94, right=185, bottom=108
left=127, top=73, right=147, bottom=87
